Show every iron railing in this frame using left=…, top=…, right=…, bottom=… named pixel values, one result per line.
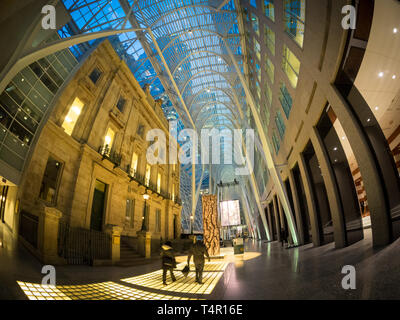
left=58, top=222, right=111, bottom=265
left=98, top=145, right=122, bottom=168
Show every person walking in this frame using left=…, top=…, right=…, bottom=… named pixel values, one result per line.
left=280, top=228, right=286, bottom=248
left=187, top=236, right=210, bottom=284
left=161, top=241, right=177, bottom=285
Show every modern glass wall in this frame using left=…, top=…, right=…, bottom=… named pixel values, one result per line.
left=264, top=0, right=275, bottom=22
left=279, top=82, right=293, bottom=119
left=284, top=0, right=306, bottom=47
left=282, top=45, right=301, bottom=88
left=0, top=34, right=78, bottom=174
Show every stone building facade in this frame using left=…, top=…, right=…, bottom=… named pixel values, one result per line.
left=18, top=40, right=182, bottom=260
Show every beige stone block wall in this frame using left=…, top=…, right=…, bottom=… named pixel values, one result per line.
left=18, top=39, right=182, bottom=246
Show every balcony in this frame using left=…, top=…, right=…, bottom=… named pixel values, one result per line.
left=126, top=165, right=181, bottom=205
left=98, top=145, right=122, bottom=168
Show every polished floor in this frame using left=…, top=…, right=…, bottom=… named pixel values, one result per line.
left=1, top=223, right=400, bottom=300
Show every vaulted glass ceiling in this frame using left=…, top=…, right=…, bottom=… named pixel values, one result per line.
left=60, top=0, right=260, bottom=232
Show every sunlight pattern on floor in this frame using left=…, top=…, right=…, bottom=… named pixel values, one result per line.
left=121, top=261, right=229, bottom=295
left=16, top=281, right=194, bottom=300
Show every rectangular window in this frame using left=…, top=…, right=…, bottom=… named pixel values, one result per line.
left=265, top=25, right=275, bottom=55
left=251, top=13, right=259, bottom=35
left=254, top=40, right=261, bottom=61
left=275, top=110, right=286, bottom=138
left=155, top=209, right=161, bottom=232
left=103, top=127, right=115, bottom=156
left=137, top=124, right=145, bottom=138
left=284, top=0, right=306, bottom=47
left=89, top=68, right=102, bottom=84
left=145, top=164, right=151, bottom=186
left=272, top=131, right=280, bottom=154
left=157, top=173, right=162, bottom=193
left=261, top=104, right=270, bottom=128
left=126, top=199, right=135, bottom=228
left=265, top=82, right=272, bottom=106
left=279, top=82, right=293, bottom=118
left=130, top=152, right=138, bottom=176
left=250, top=0, right=257, bottom=8
left=39, top=157, right=63, bottom=204
left=264, top=0, right=275, bottom=21
left=116, top=96, right=126, bottom=113
left=62, top=97, right=84, bottom=135
left=282, top=45, right=301, bottom=88
left=265, top=58, right=274, bottom=84
left=256, top=81, right=261, bottom=103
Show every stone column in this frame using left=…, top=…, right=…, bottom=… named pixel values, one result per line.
left=105, top=225, right=122, bottom=264
left=329, top=86, right=392, bottom=246
left=272, top=196, right=281, bottom=242
left=310, top=127, right=346, bottom=248
left=288, top=170, right=305, bottom=245
left=137, top=231, right=152, bottom=259
left=37, top=204, right=63, bottom=265
left=298, top=154, right=321, bottom=247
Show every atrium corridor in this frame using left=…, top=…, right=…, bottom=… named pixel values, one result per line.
left=2, top=223, right=400, bottom=300
left=1, top=0, right=400, bottom=304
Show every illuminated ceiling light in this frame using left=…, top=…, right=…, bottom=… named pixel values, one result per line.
left=367, top=118, right=371, bottom=122
left=378, top=72, right=384, bottom=78
left=394, top=28, right=398, bottom=34
left=392, top=75, right=397, bottom=79
left=341, top=136, right=346, bottom=140
left=333, top=147, right=338, bottom=151
left=375, top=106, right=379, bottom=110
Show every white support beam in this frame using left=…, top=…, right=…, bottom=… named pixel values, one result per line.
left=222, top=38, right=299, bottom=246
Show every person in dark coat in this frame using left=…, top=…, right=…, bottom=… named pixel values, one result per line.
left=280, top=228, right=286, bottom=247
left=187, top=237, right=210, bottom=284
left=161, top=241, right=176, bottom=285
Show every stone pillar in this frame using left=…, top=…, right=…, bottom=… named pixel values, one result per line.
left=272, top=196, right=281, bottom=242
left=37, top=204, right=63, bottom=265
left=137, top=231, right=152, bottom=259
left=105, top=225, right=122, bottom=264
left=329, top=86, right=392, bottom=246
left=264, top=205, right=272, bottom=240
left=288, top=170, right=305, bottom=245
left=310, top=127, right=346, bottom=248
left=298, top=154, right=321, bottom=247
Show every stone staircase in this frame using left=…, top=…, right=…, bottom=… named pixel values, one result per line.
left=117, top=242, right=159, bottom=267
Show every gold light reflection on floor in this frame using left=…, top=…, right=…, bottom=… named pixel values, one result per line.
left=121, top=262, right=229, bottom=295
left=17, top=281, right=193, bottom=300
left=224, top=251, right=261, bottom=262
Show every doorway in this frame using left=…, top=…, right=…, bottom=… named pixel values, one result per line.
left=173, top=214, right=177, bottom=239
left=0, top=185, right=9, bottom=223
left=90, top=180, right=107, bottom=231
